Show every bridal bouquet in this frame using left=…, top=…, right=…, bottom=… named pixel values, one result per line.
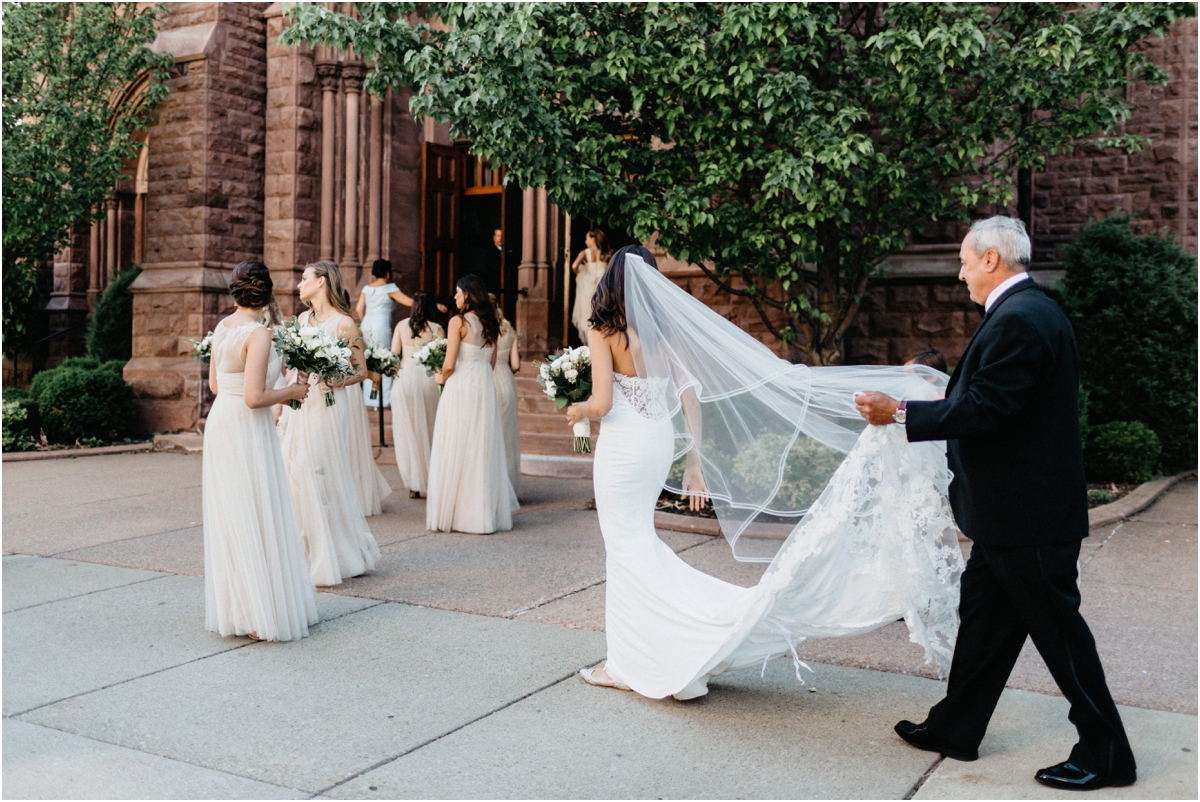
left=363, top=345, right=402, bottom=399
left=181, top=331, right=214, bottom=364
left=414, top=337, right=448, bottom=393
left=535, top=346, right=593, bottom=453
left=273, top=318, right=358, bottom=408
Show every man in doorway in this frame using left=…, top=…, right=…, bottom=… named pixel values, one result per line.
left=481, top=227, right=503, bottom=296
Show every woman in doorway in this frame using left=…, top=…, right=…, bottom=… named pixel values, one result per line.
left=570, top=228, right=612, bottom=343
left=426, top=274, right=519, bottom=534
left=357, top=258, right=413, bottom=406
left=490, top=293, right=522, bottom=498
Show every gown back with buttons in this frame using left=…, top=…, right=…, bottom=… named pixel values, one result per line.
left=202, top=318, right=318, bottom=641
left=426, top=312, right=519, bottom=533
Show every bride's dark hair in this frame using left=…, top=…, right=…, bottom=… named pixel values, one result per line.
left=588, top=245, right=658, bottom=344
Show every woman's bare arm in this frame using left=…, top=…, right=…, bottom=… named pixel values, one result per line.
left=437, top=315, right=464, bottom=384
left=242, top=328, right=309, bottom=409
left=566, top=328, right=613, bottom=422
left=337, top=317, right=368, bottom=387
left=355, top=291, right=367, bottom=321
left=388, top=289, right=413, bottom=307
left=679, top=385, right=708, bottom=510
left=509, top=334, right=521, bottom=373
left=390, top=319, right=404, bottom=354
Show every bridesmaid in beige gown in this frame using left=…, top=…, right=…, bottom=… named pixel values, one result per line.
left=426, top=275, right=519, bottom=534
left=389, top=291, right=444, bottom=498
left=490, top=294, right=522, bottom=498
left=570, top=228, right=611, bottom=344
left=279, top=262, right=381, bottom=585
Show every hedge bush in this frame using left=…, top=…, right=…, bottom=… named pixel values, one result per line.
left=37, top=366, right=136, bottom=444
left=1059, top=214, right=1197, bottom=469
left=86, top=265, right=140, bottom=362
left=2, top=389, right=38, bottom=451
left=1086, top=420, right=1162, bottom=485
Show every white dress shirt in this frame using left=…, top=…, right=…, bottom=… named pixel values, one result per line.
left=985, top=272, right=1033, bottom=312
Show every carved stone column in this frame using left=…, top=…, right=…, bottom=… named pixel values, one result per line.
left=517, top=187, right=549, bottom=354
left=340, top=61, right=365, bottom=276
left=88, top=215, right=101, bottom=305
left=316, top=54, right=340, bottom=262
left=366, top=91, right=383, bottom=266
left=105, top=196, right=118, bottom=282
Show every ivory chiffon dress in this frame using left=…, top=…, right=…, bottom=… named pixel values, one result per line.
left=492, top=324, right=522, bottom=497
left=202, top=320, right=318, bottom=641
left=345, top=380, right=392, bottom=516
left=279, top=311, right=381, bottom=585
left=426, top=313, right=519, bottom=533
left=389, top=318, right=443, bottom=495
left=572, top=251, right=607, bottom=342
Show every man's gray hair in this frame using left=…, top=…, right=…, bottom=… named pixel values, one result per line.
left=969, top=216, right=1031, bottom=270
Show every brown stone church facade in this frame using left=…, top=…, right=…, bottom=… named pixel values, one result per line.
left=24, top=4, right=1197, bottom=435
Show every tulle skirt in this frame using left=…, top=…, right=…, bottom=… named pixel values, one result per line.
left=494, top=364, right=522, bottom=498
left=279, top=384, right=381, bottom=585
left=426, top=354, right=519, bottom=534
left=202, top=392, right=318, bottom=641
left=344, top=382, right=392, bottom=515
left=390, top=356, right=440, bottom=495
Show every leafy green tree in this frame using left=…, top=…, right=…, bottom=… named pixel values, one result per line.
left=86, top=265, right=142, bottom=362
left=284, top=2, right=1192, bottom=364
left=2, top=3, right=171, bottom=358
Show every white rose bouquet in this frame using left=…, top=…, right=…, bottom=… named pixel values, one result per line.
left=363, top=345, right=402, bottom=399
left=181, top=331, right=214, bottom=364
left=273, top=317, right=359, bottom=408
left=414, top=337, right=448, bottom=393
left=535, top=345, right=593, bottom=453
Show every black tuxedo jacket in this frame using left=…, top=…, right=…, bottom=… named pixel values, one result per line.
left=905, top=279, right=1089, bottom=546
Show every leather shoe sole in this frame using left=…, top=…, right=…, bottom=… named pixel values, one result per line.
left=894, top=720, right=979, bottom=762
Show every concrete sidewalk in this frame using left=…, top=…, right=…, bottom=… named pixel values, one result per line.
left=3, top=453, right=1196, bottom=798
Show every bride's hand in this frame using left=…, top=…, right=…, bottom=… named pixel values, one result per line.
left=565, top=403, right=586, bottom=427
left=682, top=463, right=709, bottom=512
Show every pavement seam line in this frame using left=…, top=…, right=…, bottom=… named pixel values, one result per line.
left=9, top=718, right=308, bottom=796
left=2, top=573, right=171, bottom=615
left=64, top=482, right=204, bottom=509
left=309, top=668, right=583, bottom=797
left=903, top=755, right=945, bottom=799
left=6, top=641, right=258, bottom=720
left=46, top=523, right=204, bottom=558
left=1082, top=521, right=1123, bottom=569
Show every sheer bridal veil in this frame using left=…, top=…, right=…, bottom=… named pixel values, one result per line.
left=623, top=253, right=954, bottom=562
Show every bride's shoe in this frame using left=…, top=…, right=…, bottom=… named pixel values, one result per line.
left=579, top=666, right=631, bottom=691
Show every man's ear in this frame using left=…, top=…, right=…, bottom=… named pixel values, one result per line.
left=984, top=249, right=1001, bottom=273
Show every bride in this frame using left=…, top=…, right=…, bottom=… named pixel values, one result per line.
left=564, top=246, right=963, bottom=700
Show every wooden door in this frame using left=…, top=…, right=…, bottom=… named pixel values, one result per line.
left=420, top=143, right=462, bottom=300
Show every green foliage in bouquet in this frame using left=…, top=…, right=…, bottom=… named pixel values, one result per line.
left=86, top=265, right=141, bottom=362
left=1086, top=421, right=1162, bottom=485
left=1060, top=214, right=1197, bottom=469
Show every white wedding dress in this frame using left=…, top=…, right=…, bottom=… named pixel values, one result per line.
left=202, top=320, right=318, bottom=641
left=345, top=378, right=392, bottom=516
left=390, top=318, right=443, bottom=495
left=426, top=313, right=519, bottom=534
left=493, top=324, right=522, bottom=497
left=591, top=255, right=963, bottom=700
left=279, top=311, right=381, bottom=585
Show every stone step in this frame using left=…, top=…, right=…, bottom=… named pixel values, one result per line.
left=519, top=412, right=603, bottom=436
left=520, top=432, right=595, bottom=458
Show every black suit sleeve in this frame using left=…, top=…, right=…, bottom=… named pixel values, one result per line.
left=906, top=312, right=1049, bottom=443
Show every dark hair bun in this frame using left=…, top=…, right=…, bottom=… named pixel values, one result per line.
left=230, top=261, right=273, bottom=308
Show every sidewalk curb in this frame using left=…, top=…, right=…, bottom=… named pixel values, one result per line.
left=1087, top=469, right=1195, bottom=529
left=2, top=442, right=153, bottom=462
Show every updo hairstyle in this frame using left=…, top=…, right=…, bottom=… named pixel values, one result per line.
left=229, top=261, right=274, bottom=309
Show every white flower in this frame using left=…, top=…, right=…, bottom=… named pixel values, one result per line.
left=539, top=363, right=550, bottom=378
left=546, top=385, right=557, bottom=399
left=564, top=368, right=578, bottom=381
left=577, top=346, right=590, bottom=360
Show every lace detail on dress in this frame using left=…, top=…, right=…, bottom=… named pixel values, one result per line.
left=614, top=373, right=669, bottom=420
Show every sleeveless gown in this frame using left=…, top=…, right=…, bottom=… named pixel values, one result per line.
left=595, top=373, right=960, bottom=700
left=202, top=320, right=318, bottom=641
left=572, top=256, right=607, bottom=342
left=360, top=283, right=398, bottom=407
left=493, top=325, right=522, bottom=498
left=345, top=377, right=393, bottom=516
left=389, top=319, right=443, bottom=495
left=279, top=311, right=381, bottom=585
left=426, top=313, right=519, bottom=533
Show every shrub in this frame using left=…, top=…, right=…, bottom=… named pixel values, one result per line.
left=98, top=359, right=126, bottom=376
left=30, top=357, right=99, bottom=403
left=1085, top=420, right=1162, bottom=485
left=731, top=433, right=843, bottom=512
left=37, top=365, right=136, bottom=444
left=2, top=393, right=36, bottom=451
left=86, top=265, right=141, bottom=362
left=1059, top=214, right=1197, bottom=469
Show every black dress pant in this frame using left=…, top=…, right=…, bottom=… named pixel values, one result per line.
left=924, top=541, right=1135, bottom=777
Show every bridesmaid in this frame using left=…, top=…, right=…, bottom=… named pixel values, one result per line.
left=570, top=229, right=611, bottom=343
left=490, top=293, right=522, bottom=498
left=426, top=274, right=519, bottom=533
left=356, top=258, right=413, bottom=406
left=203, top=261, right=317, bottom=642
left=343, top=317, right=393, bottom=516
left=389, top=291, right=444, bottom=498
left=279, top=261, right=381, bottom=585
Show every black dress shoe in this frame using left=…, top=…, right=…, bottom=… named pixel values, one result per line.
left=1035, top=761, right=1136, bottom=791
left=894, top=720, right=979, bottom=762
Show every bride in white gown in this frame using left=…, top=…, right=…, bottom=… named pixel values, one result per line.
left=565, top=247, right=963, bottom=700
left=203, top=261, right=317, bottom=641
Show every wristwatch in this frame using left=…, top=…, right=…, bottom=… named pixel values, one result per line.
left=893, top=400, right=907, bottom=425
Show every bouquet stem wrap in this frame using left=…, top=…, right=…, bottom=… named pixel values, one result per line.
left=572, top=418, right=592, bottom=454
